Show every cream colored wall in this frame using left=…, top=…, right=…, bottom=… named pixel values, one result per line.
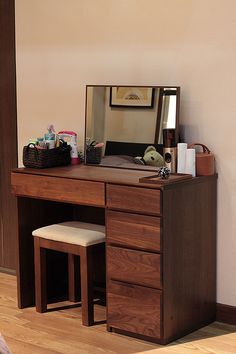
left=15, top=0, right=236, bottom=306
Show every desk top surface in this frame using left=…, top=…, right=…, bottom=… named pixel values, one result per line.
left=12, top=164, right=214, bottom=189
left=13, top=164, right=153, bottom=187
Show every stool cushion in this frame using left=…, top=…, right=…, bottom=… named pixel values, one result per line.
left=32, top=221, right=105, bottom=247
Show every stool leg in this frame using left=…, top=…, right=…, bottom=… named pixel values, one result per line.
left=80, top=246, right=94, bottom=326
left=68, top=254, right=80, bottom=302
left=34, top=237, right=47, bottom=313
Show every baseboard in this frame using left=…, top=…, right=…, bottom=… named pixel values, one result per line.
left=0, top=267, right=16, bottom=275
left=216, top=303, right=236, bottom=326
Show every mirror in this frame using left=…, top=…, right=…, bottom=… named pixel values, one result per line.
left=85, top=85, right=180, bottom=170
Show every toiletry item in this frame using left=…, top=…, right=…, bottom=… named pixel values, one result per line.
left=37, top=137, right=45, bottom=148
left=58, top=131, right=79, bottom=164
left=185, top=148, right=196, bottom=176
left=163, top=128, right=177, bottom=173
left=44, top=124, right=56, bottom=149
left=44, top=138, right=55, bottom=149
left=177, top=143, right=188, bottom=173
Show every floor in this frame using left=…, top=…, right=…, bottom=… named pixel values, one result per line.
left=0, top=273, right=235, bottom=354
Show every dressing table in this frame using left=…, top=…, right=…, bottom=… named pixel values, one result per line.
left=11, top=164, right=217, bottom=344
left=11, top=85, right=217, bottom=343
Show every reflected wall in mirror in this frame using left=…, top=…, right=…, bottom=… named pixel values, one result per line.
left=85, top=85, right=180, bottom=171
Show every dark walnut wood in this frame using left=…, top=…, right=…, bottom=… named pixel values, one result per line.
left=106, top=210, right=161, bottom=252
left=106, top=173, right=217, bottom=344
left=11, top=164, right=163, bottom=187
left=161, top=177, right=217, bottom=342
left=107, top=245, right=161, bottom=289
left=0, top=0, right=18, bottom=271
left=11, top=173, right=105, bottom=207
left=34, top=236, right=103, bottom=326
left=216, top=303, right=236, bottom=326
left=11, top=165, right=217, bottom=344
left=106, top=184, right=161, bottom=215
left=107, top=280, right=162, bottom=338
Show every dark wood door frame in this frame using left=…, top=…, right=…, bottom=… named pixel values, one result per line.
left=0, top=0, right=18, bottom=272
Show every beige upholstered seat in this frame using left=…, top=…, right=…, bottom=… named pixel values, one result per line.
left=32, top=221, right=105, bottom=326
left=32, top=221, right=105, bottom=246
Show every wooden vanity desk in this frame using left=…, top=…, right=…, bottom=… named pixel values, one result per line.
left=11, top=164, right=217, bottom=344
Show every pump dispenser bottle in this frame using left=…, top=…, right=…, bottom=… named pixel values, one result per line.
left=163, top=128, right=177, bottom=173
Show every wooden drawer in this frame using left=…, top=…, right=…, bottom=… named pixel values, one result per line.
left=11, top=173, right=105, bottom=207
left=107, top=245, right=162, bottom=289
left=106, top=184, right=161, bottom=215
left=107, top=280, right=162, bottom=338
left=106, top=210, right=161, bottom=252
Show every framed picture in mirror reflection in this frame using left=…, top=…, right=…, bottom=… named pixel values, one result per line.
left=110, top=86, right=154, bottom=108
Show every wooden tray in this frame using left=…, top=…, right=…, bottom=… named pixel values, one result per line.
left=139, top=173, right=192, bottom=185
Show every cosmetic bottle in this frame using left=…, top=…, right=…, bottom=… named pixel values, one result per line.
left=163, top=128, right=177, bottom=173
left=44, top=124, right=55, bottom=149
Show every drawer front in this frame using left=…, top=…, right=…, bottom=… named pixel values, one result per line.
left=106, top=210, right=161, bottom=252
left=107, top=280, right=162, bottom=338
left=107, top=245, right=162, bottom=289
left=107, top=184, right=161, bottom=215
left=11, top=173, right=105, bottom=207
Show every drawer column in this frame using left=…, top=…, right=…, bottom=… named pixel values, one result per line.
left=106, top=183, right=162, bottom=341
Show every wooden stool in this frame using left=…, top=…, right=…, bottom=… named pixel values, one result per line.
left=32, top=221, right=105, bottom=326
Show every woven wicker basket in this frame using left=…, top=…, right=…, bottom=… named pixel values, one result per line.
left=23, top=144, right=71, bottom=168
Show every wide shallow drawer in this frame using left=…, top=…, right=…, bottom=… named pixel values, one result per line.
left=107, top=280, right=162, bottom=338
left=107, top=184, right=161, bottom=215
left=107, top=245, right=161, bottom=289
left=11, top=173, right=105, bottom=207
left=106, top=210, right=161, bottom=252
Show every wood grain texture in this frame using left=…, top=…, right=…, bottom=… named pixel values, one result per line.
left=11, top=173, right=105, bottom=207
left=11, top=164, right=162, bottom=188
left=12, top=166, right=217, bottom=344
left=34, top=237, right=47, bottom=313
left=106, top=184, right=161, bottom=215
left=2, top=272, right=236, bottom=354
left=107, top=280, right=161, bottom=338
left=162, top=176, right=217, bottom=342
left=68, top=253, right=81, bottom=302
left=107, top=245, right=161, bottom=289
left=0, top=0, right=18, bottom=271
left=80, top=246, right=94, bottom=326
left=106, top=210, right=161, bottom=251
left=12, top=164, right=215, bottom=189
left=34, top=237, right=104, bottom=326
left=106, top=174, right=217, bottom=343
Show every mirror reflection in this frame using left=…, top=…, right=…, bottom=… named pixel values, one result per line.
left=85, top=85, right=180, bottom=170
